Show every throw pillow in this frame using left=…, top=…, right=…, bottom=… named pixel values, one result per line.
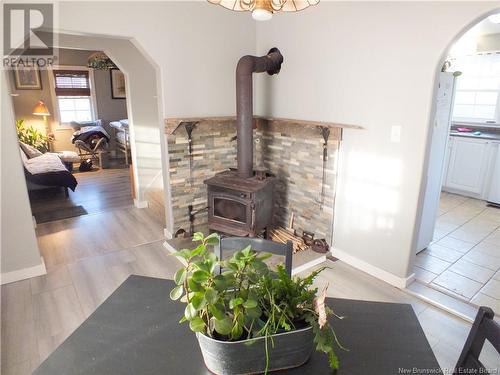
left=19, top=142, right=43, bottom=159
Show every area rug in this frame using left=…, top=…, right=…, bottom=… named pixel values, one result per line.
left=34, top=205, right=88, bottom=224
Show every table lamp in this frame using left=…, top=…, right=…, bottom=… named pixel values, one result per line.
left=32, top=100, right=52, bottom=151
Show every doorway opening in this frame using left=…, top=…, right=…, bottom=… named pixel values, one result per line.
left=4, top=31, right=171, bottom=273
left=412, top=14, right=500, bottom=317
left=12, top=48, right=134, bottom=223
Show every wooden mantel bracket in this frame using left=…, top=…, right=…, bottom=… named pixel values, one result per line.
left=165, top=116, right=362, bottom=136
left=183, top=121, right=199, bottom=155
left=318, top=126, right=332, bottom=145
left=165, top=117, right=234, bottom=135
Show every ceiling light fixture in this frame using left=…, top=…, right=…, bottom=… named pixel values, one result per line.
left=207, top=0, right=319, bottom=21
left=488, top=14, right=500, bottom=24
left=87, top=52, right=117, bottom=70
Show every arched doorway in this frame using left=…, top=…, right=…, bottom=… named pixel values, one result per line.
left=51, top=32, right=171, bottom=221
left=412, top=9, right=500, bottom=316
left=2, top=31, right=173, bottom=283
left=8, top=30, right=172, bottom=219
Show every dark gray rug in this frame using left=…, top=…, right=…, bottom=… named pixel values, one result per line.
left=34, top=205, right=88, bottom=223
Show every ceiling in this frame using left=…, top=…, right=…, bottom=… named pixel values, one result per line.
left=469, top=14, right=500, bottom=36
left=449, top=13, right=500, bottom=57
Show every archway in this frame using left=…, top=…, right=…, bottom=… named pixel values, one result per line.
left=1, top=31, right=174, bottom=283
left=411, top=8, right=500, bottom=314
left=50, top=32, right=171, bottom=221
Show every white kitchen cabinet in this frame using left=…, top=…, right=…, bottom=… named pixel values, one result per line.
left=443, top=137, right=491, bottom=197
left=486, top=142, right=500, bottom=205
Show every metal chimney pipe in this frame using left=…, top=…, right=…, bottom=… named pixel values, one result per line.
left=236, top=48, right=283, bottom=178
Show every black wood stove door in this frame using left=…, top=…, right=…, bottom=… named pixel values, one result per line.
left=208, top=191, right=253, bottom=233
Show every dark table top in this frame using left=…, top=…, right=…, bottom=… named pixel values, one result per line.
left=33, top=275, right=441, bottom=375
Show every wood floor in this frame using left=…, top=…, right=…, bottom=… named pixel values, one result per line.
left=2, top=207, right=499, bottom=374
left=1, top=206, right=167, bottom=375
left=36, top=206, right=165, bottom=270
left=30, top=165, right=133, bottom=222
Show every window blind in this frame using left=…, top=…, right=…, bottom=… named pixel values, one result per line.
left=53, top=70, right=90, bottom=96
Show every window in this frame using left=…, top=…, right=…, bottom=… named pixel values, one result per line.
left=53, top=70, right=94, bottom=124
left=452, top=53, right=500, bottom=124
left=58, top=96, right=93, bottom=123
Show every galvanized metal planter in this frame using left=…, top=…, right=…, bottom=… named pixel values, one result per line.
left=196, top=326, right=314, bottom=375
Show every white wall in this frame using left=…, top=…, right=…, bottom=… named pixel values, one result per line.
left=255, top=1, right=499, bottom=284
left=0, top=1, right=257, bottom=280
left=56, top=1, right=257, bottom=233
left=4, top=0, right=499, bottom=287
left=57, top=1, right=256, bottom=118
left=1, top=72, right=46, bottom=283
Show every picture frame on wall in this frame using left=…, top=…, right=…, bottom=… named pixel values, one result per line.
left=110, top=69, right=126, bottom=99
left=13, top=66, right=42, bottom=90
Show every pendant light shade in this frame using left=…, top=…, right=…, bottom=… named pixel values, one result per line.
left=252, top=8, right=273, bottom=21
left=208, top=0, right=319, bottom=20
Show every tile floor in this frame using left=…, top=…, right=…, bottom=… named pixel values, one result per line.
left=414, top=192, right=500, bottom=312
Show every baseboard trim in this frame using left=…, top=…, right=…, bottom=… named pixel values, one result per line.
left=442, top=187, right=481, bottom=200
left=405, top=281, right=477, bottom=323
left=163, top=240, right=175, bottom=254
left=332, top=247, right=415, bottom=288
left=163, top=241, right=188, bottom=266
left=1, top=257, right=47, bottom=285
left=291, top=254, right=326, bottom=276
left=134, top=199, right=149, bottom=209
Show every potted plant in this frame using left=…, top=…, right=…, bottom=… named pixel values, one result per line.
left=16, top=119, right=51, bottom=152
left=170, top=232, right=345, bottom=375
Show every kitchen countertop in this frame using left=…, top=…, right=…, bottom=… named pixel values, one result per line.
left=449, top=131, right=500, bottom=141
left=449, top=124, right=500, bottom=141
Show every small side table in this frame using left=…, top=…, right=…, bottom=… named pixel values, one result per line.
left=98, top=151, right=110, bottom=169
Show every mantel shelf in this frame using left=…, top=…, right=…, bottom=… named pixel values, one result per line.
left=164, top=116, right=362, bottom=135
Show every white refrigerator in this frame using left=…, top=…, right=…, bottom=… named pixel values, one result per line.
left=416, top=72, right=456, bottom=253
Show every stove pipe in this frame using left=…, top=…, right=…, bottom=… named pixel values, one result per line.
left=236, top=48, right=283, bottom=178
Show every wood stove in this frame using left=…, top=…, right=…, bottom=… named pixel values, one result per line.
left=205, top=169, right=275, bottom=237
left=204, top=48, right=283, bottom=237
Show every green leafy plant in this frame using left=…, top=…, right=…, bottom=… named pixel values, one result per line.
left=170, top=232, right=345, bottom=373
left=16, top=119, right=49, bottom=152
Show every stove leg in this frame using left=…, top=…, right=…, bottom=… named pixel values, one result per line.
left=264, top=226, right=273, bottom=240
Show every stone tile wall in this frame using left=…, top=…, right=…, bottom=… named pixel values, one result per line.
left=255, top=120, right=340, bottom=240
left=167, top=119, right=237, bottom=233
left=166, top=118, right=340, bottom=242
